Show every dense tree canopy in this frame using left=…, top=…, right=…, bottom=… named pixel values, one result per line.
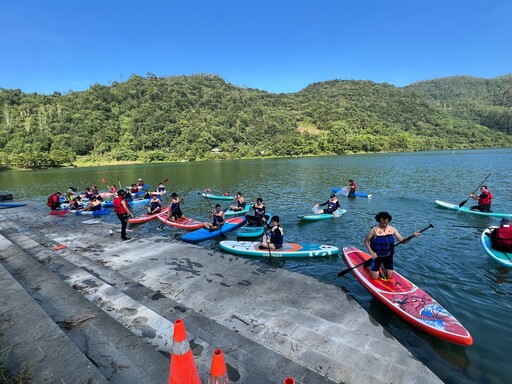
left=1, top=73, right=511, bottom=169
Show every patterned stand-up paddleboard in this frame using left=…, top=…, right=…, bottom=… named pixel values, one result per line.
left=342, top=246, right=473, bottom=346
left=129, top=207, right=169, bottom=224
left=219, top=241, right=339, bottom=258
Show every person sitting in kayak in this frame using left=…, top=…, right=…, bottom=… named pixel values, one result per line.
left=137, top=178, right=145, bottom=187
left=364, top=212, right=419, bottom=281
left=348, top=179, right=357, bottom=195
left=259, top=216, right=284, bottom=250
left=246, top=197, right=268, bottom=225
left=68, top=196, right=84, bottom=211
left=47, top=192, right=62, bottom=210
left=82, top=196, right=102, bottom=211
left=130, top=184, right=139, bottom=194
left=230, top=192, right=246, bottom=212
left=490, top=218, right=512, bottom=252
left=167, top=192, right=184, bottom=221
left=470, top=185, right=493, bottom=212
left=147, top=194, right=162, bottom=215
left=84, top=188, right=95, bottom=199
left=314, top=194, right=341, bottom=214
left=204, top=204, right=225, bottom=231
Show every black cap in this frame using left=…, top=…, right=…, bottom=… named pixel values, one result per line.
left=171, top=192, right=178, bottom=197
left=117, top=189, right=126, bottom=196
left=500, top=217, right=512, bottom=225
left=330, top=193, right=336, bottom=198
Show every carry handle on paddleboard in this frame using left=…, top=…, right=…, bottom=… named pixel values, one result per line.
left=337, top=224, right=434, bottom=277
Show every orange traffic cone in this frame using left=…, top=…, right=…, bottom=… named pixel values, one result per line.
left=283, top=377, right=296, bottom=384
left=208, top=348, right=230, bottom=383
left=168, top=319, right=201, bottom=384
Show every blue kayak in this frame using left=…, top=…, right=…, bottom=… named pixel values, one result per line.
left=0, top=203, right=27, bottom=209
left=332, top=187, right=372, bottom=198
left=102, top=198, right=151, bottom=208
left=236, top=213, right=272, bottom=238
left=219, top=241, right=339, bottom=258
left=181, top=216, right=246, bottom=244
left=74, top=208, right=110, bottom=215
left=299, top=209, right=347, bottom=221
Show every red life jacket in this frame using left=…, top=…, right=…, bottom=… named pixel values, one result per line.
left=113, top=196, right=127, bottom=214
left=479, top=191, right=493, bottom=205
left=491, top=225, right=512, bottom=252
left=47, top=194, right=59, bottom=207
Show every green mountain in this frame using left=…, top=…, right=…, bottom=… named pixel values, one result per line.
left=406, top=75, right=512, bottom=135
left=0, top=73, right=511, bottom=169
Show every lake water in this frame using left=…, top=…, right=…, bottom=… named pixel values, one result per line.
left=1, top=148, right=511, bottom=384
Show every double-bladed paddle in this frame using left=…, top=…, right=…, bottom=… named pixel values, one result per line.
left=337, top=224, right=434, bottom=277
left=458, top=174, right=491, bottom=208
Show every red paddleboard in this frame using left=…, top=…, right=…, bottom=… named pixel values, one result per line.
left=51, top=210, right=68, bottom=216
left=156, top=214, right=204, bottom=230
left=342, top=247, right=473, bottom=346
left=129, top=207, right=169, bottom=224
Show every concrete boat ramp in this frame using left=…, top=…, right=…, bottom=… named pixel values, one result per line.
left=0, top=203, right=442, bottom=383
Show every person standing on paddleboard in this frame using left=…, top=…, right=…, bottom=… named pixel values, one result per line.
left=314, top=194, right=341, bottom=214
left=113, top=189, right=134, bottom=241
left=364, top=212, right=419, bottom=281
left=469, top=185, right=493, bottom=212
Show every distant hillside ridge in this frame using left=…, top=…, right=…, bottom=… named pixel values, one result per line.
left=406, top=74, right=512, bottom=134
left=1, top=73, right=511, bottom=169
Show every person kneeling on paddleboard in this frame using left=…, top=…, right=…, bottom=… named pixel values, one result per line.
left=490, top=218, right=512, bottom=252
left=348, top=179, right=357, bottom=195
left=147, top=194, right=162, bottom=215
left=364, top=212, right=419, bottom=281
left=314, top=194, right=340, bottom=214
left=47, top=192, right=62, bottom=211
left=470, top=185, right=493, bottom=212
left=259, top=216, right=284, bottom=250
left=204, top=204, right=225, bottom=231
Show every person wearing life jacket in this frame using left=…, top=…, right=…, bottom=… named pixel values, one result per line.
left=348, top=179, right=357, bottom=195
left=157, top=182, right=166, bottom=193
left=470, top=185, right=493, bottom=212
left=203, top=204, right=225, bottom=231
left=147, top=194, right=162, bottom=215
left=260, top=216, right=284, bottom=250
left=229, top=192, right=246, bottom=212
left=246, top=197, right=268, bottom=225
left=490, top=218, right=512, bottom=252
left=113, top=189, right=134, bottom=241
left=167, top=192, right=184, bottom=221
left=137, top=178, right=145, bottom=187
left=130, top=184, right=139, bottom=194
left=47, top=192, right=62, bottom=210
left=91, top=184, right=99, bottom=195
left=109, top=185, right=117, bottom=194
left=364, top=212, right=420, bottom=281
left=315, top=194, right=341, bottom=214
left=68, top=196, right=84, bottom=211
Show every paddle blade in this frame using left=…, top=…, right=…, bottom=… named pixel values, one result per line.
left=337, top=269, right=352, bottom=277
left=458, top=198, right=469, bottom=208
left=50, top=210, right=57, bottom=215
left=58, top=210, right=69, bottom=216
left=101, top=178, right=106, bottom=184
left=163, top=178, right=169, bottom=183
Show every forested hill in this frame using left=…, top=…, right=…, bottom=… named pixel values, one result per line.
left=0, top=73, right=511, bottom=169
left=406, top=75, right=512, bottom=135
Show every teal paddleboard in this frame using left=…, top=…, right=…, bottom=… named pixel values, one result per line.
left=299, top=209, right=347, bottom=221
left=219, top=241, right=339, bottom=258
left=480, top=227, right=512, bottom=268
left=202, top=193, right=235, bottom=201
left=435, top=200, right=512, bottom=218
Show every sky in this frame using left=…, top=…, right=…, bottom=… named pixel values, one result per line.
left=1, top=0, right=511, bottom=95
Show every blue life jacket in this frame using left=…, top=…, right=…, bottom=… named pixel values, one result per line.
left=370, top=234, right=395, bottom=256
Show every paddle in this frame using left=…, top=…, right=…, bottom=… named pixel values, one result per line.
left=117, top=175, right=122, bottom=189
left=337, top=224, right=434, bottom=277
left=458, top=174, right=491, bottom=208
left=335, top=186, right=349, bottom=197
left=452, top=224, right=492, bottom=229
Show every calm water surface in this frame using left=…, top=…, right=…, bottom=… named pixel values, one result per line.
left=1, top=148, right=511, bottom=384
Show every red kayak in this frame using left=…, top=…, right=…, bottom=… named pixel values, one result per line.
left=156, top=214, right=204, bottom=230
left=129, top=207, right=169, bottom=224
left=342, top=247, right=473, bottom=346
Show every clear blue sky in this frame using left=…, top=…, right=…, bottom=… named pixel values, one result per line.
left=1, top=0, right=511, bottom=95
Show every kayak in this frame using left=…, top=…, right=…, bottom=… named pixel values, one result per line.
left=480, top=227, right=512, bottom=268
left=102, top=198, right=152, bottom=208
left=219, top=241, right=339, bottom=258
left=236, top=213, right=272, bottom=238
left=74, top=208, right=110, bottom=215
left=156, top=214, right=204, bottom=230
left=202, top=193, right=235, bottom=201
left=225, top=204, right=254, bottom=218
left=0, top=203, right=27, bottom=209
left=181, top=217, right=246, bottom=244
left=435, top=200, right=512, bottom=218
left=342, top=246, right=473, bottom=346
left=129, top=207, right=169, bottom=224
left=299, top=209, right=347, bottom=221
left=332, top=187, right=372, bottom=198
